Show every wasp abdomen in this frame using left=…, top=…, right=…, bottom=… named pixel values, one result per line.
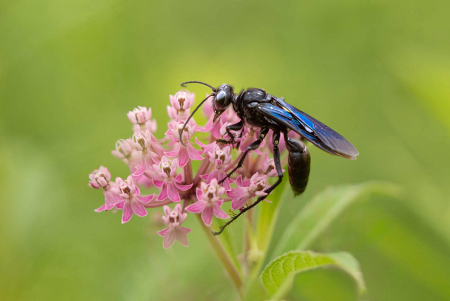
left=286, top=137, right=311, bottom=196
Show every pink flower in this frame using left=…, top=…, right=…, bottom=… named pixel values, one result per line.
left=111, top=139, right=135, bottom=165
left=89, top=166, right=121, bottom=211
left=112, top=176, right=155, bottom=223
left=201, top=144, right=233, bottom=191
left=165, top=119, right=204, bottom=167
left=127, top=106, right=157, bottom=132
left=152, top=156, right=193, bottom=202
left=233, top=125, right=265, bottom=154
left=157, top=204, right=191, bottom=249
left=167, top=90, right=195, bottom=121
left=227, top=173, right=271, bottom=210
left=130, top=130, right=163, bottom=177
left=261, top=154, right=285, bottom=178
left=186, top=179, right=229, bottom=226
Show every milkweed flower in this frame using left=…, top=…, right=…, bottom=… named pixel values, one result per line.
left=167, top=90, right=195, bottom=121
left=89, top=88, right=285, bottom=249
left=152, top=156, right=193, bottom=202
left=157, top=204, right=191, bottom=249
left=165, top=119, right=204, bottom=167
left=201, top=144, right=233, bottom=191
left=111, top=176, right=155, bottom=223
left=227, top=173, right=272, bottom=210
left=127, top=106, right=157, bottom=132
left=186, top=179, right=229, bottom=226
left=88, top=166, right=121, bottom=211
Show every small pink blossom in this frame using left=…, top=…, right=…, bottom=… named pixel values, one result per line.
left=261, top=154, right=285, bottom=178
left=157, top=204, right=191, bottom=249
left=165, top=120, right=204, bottom=167
left=227, top=173, right=271, bottom=210
left=152, top=156, right=192, bottom=202
left=167, top=90, right=195, bottom=121
left=111, top=139, right=135, bottom=164
left=89, top=166, right=121, bottom=211
left=127, top=106, right=157, bottom=132
left=201, top=144, right=233, bottom=191
left=130, top=130, right=163, bottom=177
left=236, top=125, right=265, bottom=154
left=112, top=176, right=155, bottom=223
left=186, top=179, right=229, bottom=226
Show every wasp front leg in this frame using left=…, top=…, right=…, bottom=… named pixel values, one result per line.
left=216, top=120, right=244, bottom=146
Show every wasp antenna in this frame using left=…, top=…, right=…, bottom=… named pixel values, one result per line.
left=179, top=94, right=214, bottom=146
left=180, top=81, right=217, bottom=92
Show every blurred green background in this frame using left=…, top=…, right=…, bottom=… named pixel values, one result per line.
left=1, top=0, right=450, bottom=300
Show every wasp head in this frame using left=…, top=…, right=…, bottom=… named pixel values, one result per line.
left=213, top=84, right=234, bottom=122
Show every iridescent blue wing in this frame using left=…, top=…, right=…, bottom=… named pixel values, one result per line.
left=256, top=99, right=359, bottom=160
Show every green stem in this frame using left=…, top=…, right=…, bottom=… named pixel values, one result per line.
left=196, top=214, right=244, bottom=300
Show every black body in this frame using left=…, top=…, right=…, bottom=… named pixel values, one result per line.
left=180, top=82, right=358, bottom=235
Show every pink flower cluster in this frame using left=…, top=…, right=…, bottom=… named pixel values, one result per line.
left=88, top=90, right=288, bottom=249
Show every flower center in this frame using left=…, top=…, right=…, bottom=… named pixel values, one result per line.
left=215, top=150, right=226, bottom=161
left=161, top=161, right=171, bottom=176
left=169, top=211, right=179, bottom=223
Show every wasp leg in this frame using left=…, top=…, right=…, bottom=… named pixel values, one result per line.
left=216, top=120, right=244, bottom=145
left=218, top=127, right=269, bottom=184
left=212, top=131, right=283, bottom=236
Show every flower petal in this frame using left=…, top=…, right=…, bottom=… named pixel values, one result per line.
left=231, top=196, right=249, bottom=210
left=131, top=199, right=148, bottom=217
left=177, top=147, right=189, bottom=167
left=163, top=228, right=176, bottom=249
left=137, top=194, right=154, bottom=203
left=185, top=200, right=206, bottom=213
left=94, top=204, right=106, bottom=212
left=186, top=143, right=204, bottom=160
left=157, top=228, right=169, bottom=237
left=202, top=207, right=214, bottom=226
left=122, top=202, right=134, bottom=223
left=157, top=183, right=168, bottom=201
left=213, top=201, right=229, bottom=219
left=175, top=182, right=193, bottom=191
left=153, top=179, right=164, bottom=188
left=175, top=227, right=191, bottom=247
left=167, top=182, right=181, bottom=202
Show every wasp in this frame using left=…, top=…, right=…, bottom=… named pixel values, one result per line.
left=179, top=81, right=358, bottom=235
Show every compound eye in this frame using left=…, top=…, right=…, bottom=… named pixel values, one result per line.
left=215, top=91, right=227, bottom=109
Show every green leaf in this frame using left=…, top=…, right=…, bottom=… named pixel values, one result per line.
left=260, top=251, right=366, bottom=297
left=272, top=181, right=402, bottom=256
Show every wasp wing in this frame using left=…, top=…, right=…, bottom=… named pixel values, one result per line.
left=256, top=101, right=359, bottom=160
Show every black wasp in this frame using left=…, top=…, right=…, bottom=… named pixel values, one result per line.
left=179, top=81, right=359, bottom=235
